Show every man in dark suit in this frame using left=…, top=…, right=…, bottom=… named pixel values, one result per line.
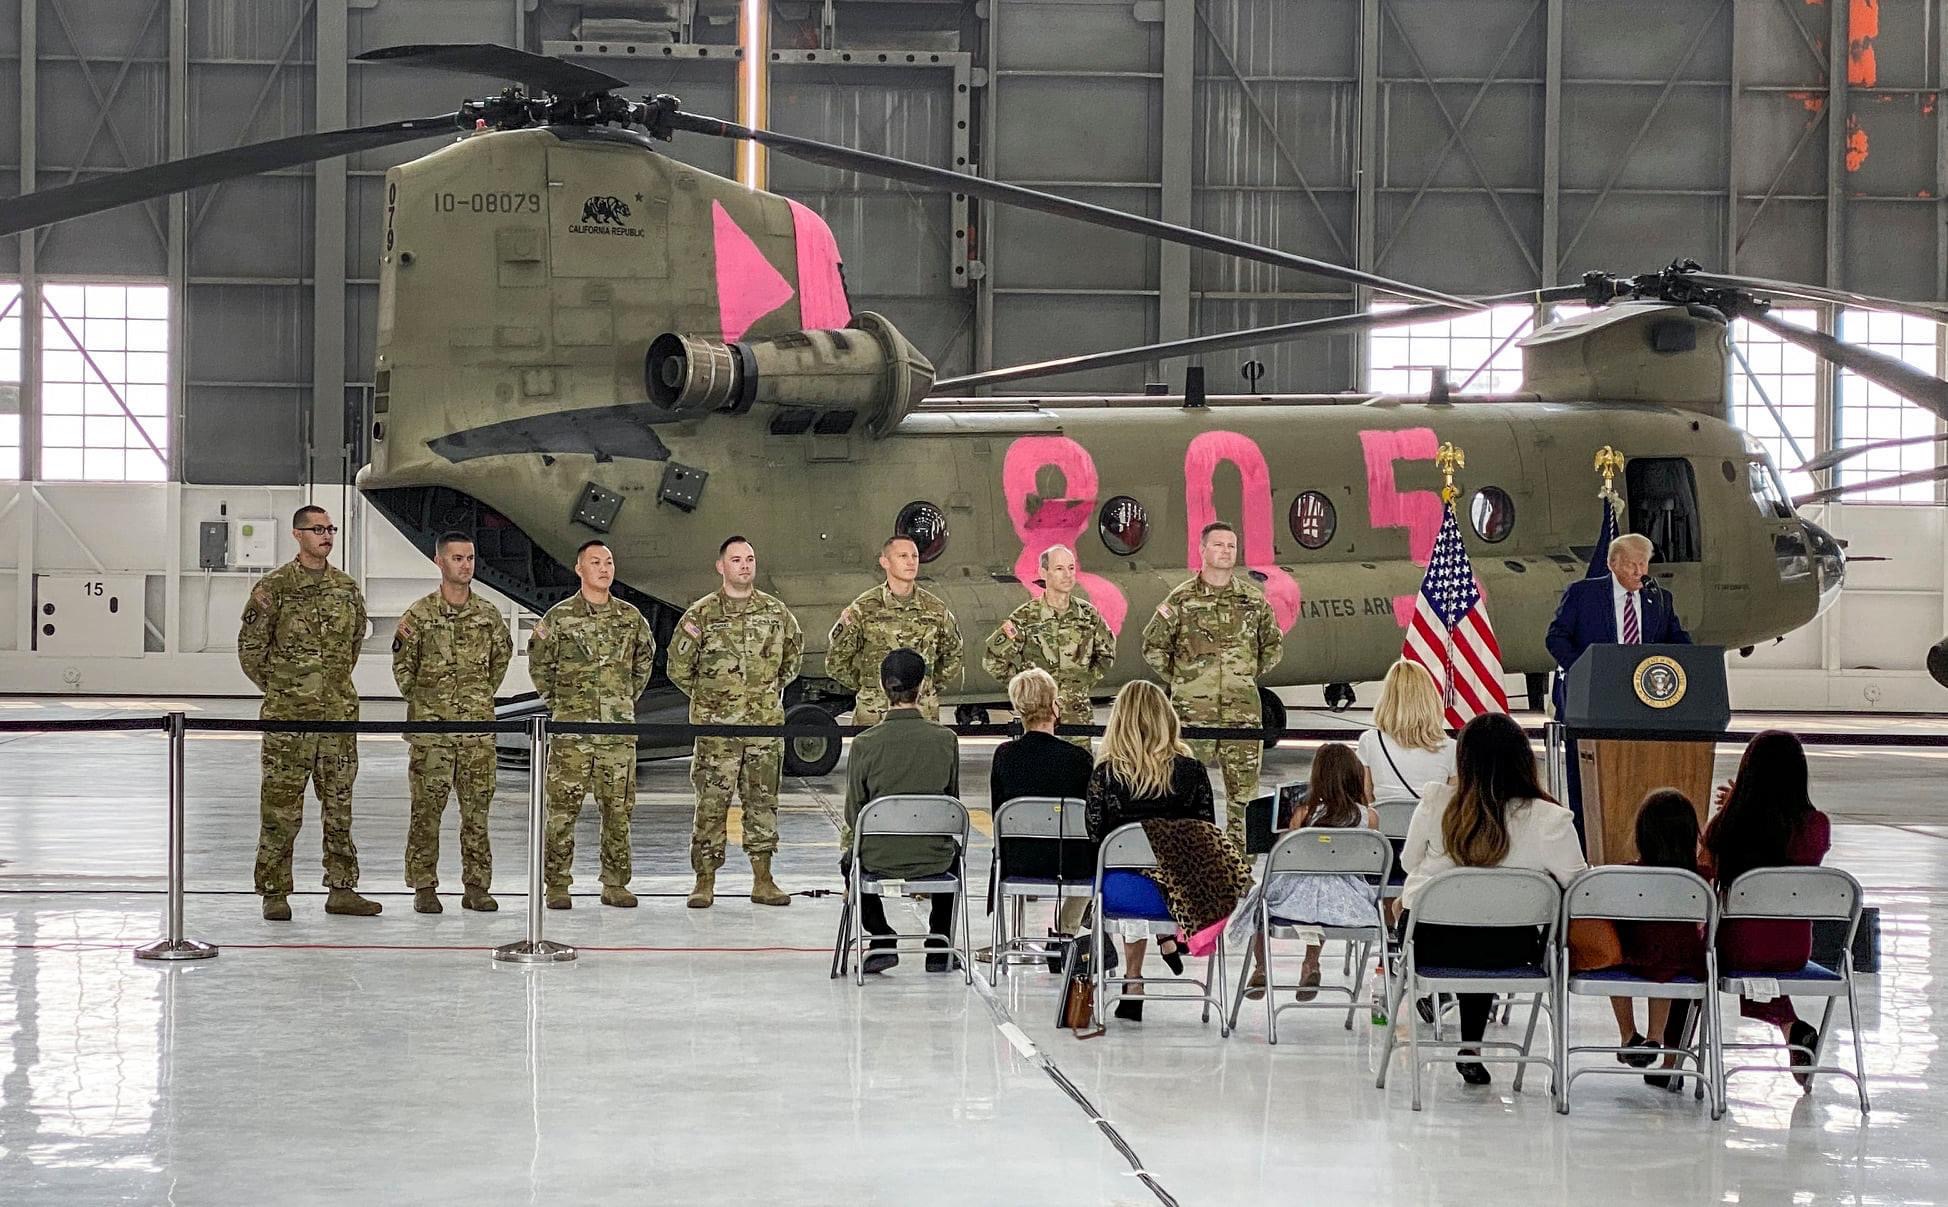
left=842, top=648, right=963, bottom=974
left=1546, top=532, right=1692, bottom=823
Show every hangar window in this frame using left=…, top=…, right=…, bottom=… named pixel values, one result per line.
left=895, top=500, right=949, bottom=563
left=1366, top=301, right=1534, bottom=395
left=1836, top=308, right=1941, bottom=503
left=1098, top=495, right=1149, bottom=556
left=1287, top=491, right=1337, bottom=549
left=0, top=282, right=20, bottom=479
left=1728, top=308, right=1819, bottom=500
left=39, top=283, right=171, bottom=482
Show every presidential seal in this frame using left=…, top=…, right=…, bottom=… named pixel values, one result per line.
left=1633, top=654, right=1687, bottom=709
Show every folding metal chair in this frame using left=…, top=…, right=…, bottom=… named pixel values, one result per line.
left=1090, top=822, right=1230, bottom=1035
left=1226, top=827, right=1392, bottom=1043
left=1558, top=866, right=1722, bottom=1118
left=828, top=794, right=975, bottom=987
left=1376, top=867, right=1563, bottom=1111
left=989, top=796, right=1093, bottom=982
left=1716, top=866, right=1870, bottom=1113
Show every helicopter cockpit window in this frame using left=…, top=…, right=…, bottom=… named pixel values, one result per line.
left=1098, top=495, right=1149, bottom=556
left=1469, top=487, right=1515, bottom=543
left=896, top=501, right=949, bottom=563
left=1624, top=458, right=1702, bottom=563
left=1288, top=491, right=1337, bottom=550
left=1747, top=456, right=1795, bottom=520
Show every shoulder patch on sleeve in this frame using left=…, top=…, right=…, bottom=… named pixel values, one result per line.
left=1001, top=619, right=1018, bottom=640
left=396, top=618, right=414, bottom=638
left=252, top=587, right=273, bottom=610
left=531, top=621, right=548, bottom=642
left=682, top=620, right=701, bottom=639
left=839, top=606, right=855, bottom=625
left=1156, top=603, right=1173, bottom=619
left=391, top=634, right=403, bottom=653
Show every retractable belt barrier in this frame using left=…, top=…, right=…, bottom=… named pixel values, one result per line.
left=1, top=711, right=1942, bottom=971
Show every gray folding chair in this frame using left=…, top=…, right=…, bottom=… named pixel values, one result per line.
left=1715, top=866, right=1870, bottom=1113
left=1558, top=866, right=1722, bottom=1118
left=828, top=794, right=975, bottom=987
left=1227, top=827, right=1392, bottom=1043
left=1090, top=823, right=1230, bottom=1035
left=989, top=796, right=1093, bottom=982
left=1376, top=867, right=1563, bottom=1111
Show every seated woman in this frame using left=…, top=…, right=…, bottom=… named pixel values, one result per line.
left=1702, top=729, right=1832, bottom=1087
left=1233, top=742, right=1381, bottom=1002
left=1605, top=789, right=1709, bottom=1087
left=1085, top=680, right=1248, bottom=1022
left=1356, top=659, right=1456, bottom=922
left=989, top=668, right=1095, bottom=933
left=1400, top=712, right=1588, bottom=1085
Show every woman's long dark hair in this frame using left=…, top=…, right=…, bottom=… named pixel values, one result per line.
left=1633, top=789, right=1700, bottom=873
left=1301, top=742, right=1369, bottom=829
left=1442, top=712, right=1555, bottom=868
left=1705, top=729, right=1815, bottom=886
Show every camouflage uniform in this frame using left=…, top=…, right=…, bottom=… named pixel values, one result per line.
left=981, top=595, right=1116, bottom=747
left=528, top=593, right=656, bottom=893
left=238, top=560, right=368, bottom=895
left=392, top=590, right=512, bottom=892
left=1140, top=575, right=1284, bottom=838
left=825, top=583, right=963, bottom=724
left=666, top=588, right=803, bottom=873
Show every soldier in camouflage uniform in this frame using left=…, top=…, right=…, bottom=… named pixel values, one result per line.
left=238, top=505, right=381, bottom=920
left=529, top=539, right=657, bottom=909
left=827, top=535, right=963, bottom=724
left=667, top=536, right=803, bottom=909
left=981, top=543, right=1115, bottom=747
left=1141, top=521, right=1285, bottom=839
left=393, top=531, right=513, bottom=915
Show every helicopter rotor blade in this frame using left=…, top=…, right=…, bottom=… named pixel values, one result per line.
left=662, top=110, right=1481, bottom=311
left=1796, top=431, right=1948, bottom=474
left=355, top=43, right=629, bottom=94
left=0, top=114, right=460, bottom=239
left=1792, top=463, right=1948, bottom=505
left=1744, top=309, right=1948, bottom=425
left=930, top=285, right=1588, bottom=393
left=1684, top=271, right=1948, bottom=321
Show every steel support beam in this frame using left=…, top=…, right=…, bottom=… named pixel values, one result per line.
left=1354, top=0, right=1380, bottom=387
left=1541, top=0, right=1561, bottom=284
left=1158, top=0, right=1194, bottom=360
left=1724, top=0, right=1739, bottom=271
left=18, top=0, right=40, bottom=483
left=1823, top=0, right=1846, bottom=290
left=35, top=0, right=170, bottom=253
left=168, top=0, right=186, bottom=484
left=313, top=0, right=348, bottom=485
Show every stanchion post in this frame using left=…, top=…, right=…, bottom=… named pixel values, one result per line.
left=1543, top=720, right=1565, bottom=804
left=495, top=714, right=576, bottom=964
left=136, top=711, right=218, bottom=963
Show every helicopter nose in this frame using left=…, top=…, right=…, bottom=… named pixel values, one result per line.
left=1801, top=516, right=1846, bottom=616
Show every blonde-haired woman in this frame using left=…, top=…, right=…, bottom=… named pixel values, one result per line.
left=1358, top=659, right=1457, bottom=804
left=1086, top=680, right=1246, bottom=1021
left=990, top=669, right=1095, bottom=934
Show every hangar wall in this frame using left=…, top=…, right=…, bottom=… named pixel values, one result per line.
left=1, top=0, right=1944, bottom=708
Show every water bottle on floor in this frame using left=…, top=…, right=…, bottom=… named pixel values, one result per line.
left=1369, top=961, right=1388, bottom=1026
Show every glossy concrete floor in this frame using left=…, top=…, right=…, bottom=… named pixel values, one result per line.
left=0, top=698, right=1944, bottom=1205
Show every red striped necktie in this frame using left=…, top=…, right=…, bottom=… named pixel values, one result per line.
left=1622, top=590, right=1640, bottom=644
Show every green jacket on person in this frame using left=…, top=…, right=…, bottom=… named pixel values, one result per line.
left=842, top=707, right=961, bottom=879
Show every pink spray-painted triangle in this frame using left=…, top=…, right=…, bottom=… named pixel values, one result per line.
left=712, top=200, right=796, bottom=341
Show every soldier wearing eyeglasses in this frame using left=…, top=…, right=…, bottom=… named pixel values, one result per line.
left=238, top=505, right=381, bottom=920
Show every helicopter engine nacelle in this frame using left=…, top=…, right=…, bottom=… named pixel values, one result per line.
left=645, top=311, right=934, bottom=438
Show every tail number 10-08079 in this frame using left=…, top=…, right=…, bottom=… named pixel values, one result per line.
left=432, top=191, right=543, bottom=215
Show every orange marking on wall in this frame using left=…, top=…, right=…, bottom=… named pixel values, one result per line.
left=1845, top=115, right=1869, bottom=172
left=1786, top=90, right=1825, bottom=113
left=1848, top=0, right=1878, bottom=88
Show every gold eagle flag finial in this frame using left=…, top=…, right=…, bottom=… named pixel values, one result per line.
left=1436, top=441, right=1466, bottom=506
left=1593, top=445, right=1625, bottom=507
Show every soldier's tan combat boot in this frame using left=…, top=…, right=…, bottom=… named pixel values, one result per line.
left=462, top=886, right=498, bottom=912
left=324, top=887, right=383, bottom=916
left=413, top=887, right=442, bottom=915
left=601, top=885, right=638, bottom=908
left=749, top=856, right=790, bottom=907
left=262, top=895, right=291, bottom=922
left=546, top=892, right=571, bottom=910
left=686, top=871, right=715, bottom=909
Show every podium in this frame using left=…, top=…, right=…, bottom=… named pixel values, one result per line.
left=1563, top=643, right=1728, bottom=864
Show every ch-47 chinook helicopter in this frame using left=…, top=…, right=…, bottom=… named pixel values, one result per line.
left=6, top=43, right=1946, bottom=774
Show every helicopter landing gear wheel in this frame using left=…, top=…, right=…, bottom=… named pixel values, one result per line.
left=782, top=703, right=842, bottom=778
left=1323, top=682, right=1356, bottom=713
left=1258, top=688, right=1287, bottom=749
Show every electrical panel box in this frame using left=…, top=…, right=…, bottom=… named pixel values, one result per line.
left=33, top=574, right=146, bottom=657
left=198, top=521, right=229, bottom=570
left=230, top=517, right=278, bottom=569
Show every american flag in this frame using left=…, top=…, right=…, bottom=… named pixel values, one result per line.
left=1402, top=503, right=1509, bottom=729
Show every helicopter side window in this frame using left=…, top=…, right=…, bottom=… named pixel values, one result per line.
left=896, top=501, right=949, bottom=563
left=1099, top=496, right=1150, bottom=556
left=1624, top=458, right=1701, bottom=564
left=1747, top=456, right=1795, bottom=520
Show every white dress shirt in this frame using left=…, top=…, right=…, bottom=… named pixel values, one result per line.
left=1399, top=784, right=1588, bottom=910
left=1611, top=574, right=1642, bottom=644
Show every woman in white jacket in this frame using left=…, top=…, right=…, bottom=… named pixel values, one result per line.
left=1399, top=712, right=1587, bottom=1086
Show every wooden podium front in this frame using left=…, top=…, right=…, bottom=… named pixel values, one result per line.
left=1562, top=642, right=1730, bottom=866
left=1576, top=739, right=1714, bottom=864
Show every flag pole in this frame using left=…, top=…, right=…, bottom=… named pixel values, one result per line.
left=1436, top=441, right=1466, bottom=718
